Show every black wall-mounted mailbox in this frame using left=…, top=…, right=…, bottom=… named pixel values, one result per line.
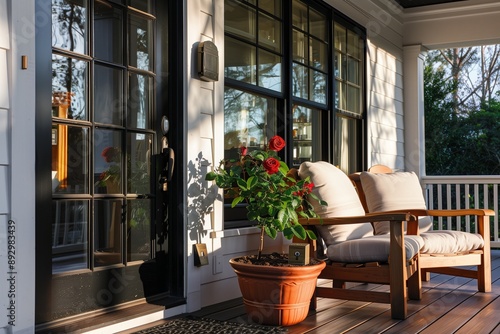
left=197, top=41, right=219, bottom=82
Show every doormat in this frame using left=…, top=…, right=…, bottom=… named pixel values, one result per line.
left=133, top=316, right=288, bottom=333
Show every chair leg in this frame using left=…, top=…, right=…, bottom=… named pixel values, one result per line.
left=421, top=269, right=431, bottom=281
left=407, top=268, right=422, bottom=300
left=478, top=252, right=492, bottom=292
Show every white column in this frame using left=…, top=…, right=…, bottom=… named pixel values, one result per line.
left=403, top=45, right=427, bottom=177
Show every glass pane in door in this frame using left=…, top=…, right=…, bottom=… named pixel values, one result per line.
left=127, top=199, right=151, bottom=262
left=94, top=64, right=124, bottom=125
left=127, top=133, right=153, bottom=194
left=52, top=200, right=89, bottom=273
left=94, top=2, right=123, bottom=63
left=94, top=199, right=123, bottom=267
left=52, top=0, right=88, bottom=54
left=94, top=129, right=123, bottom=194
left=52, top=125, right=89, bottom=194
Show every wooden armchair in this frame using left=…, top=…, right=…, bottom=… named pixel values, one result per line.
left=294, top=162, right=422, bottom=320
left=349, top=165, right=494, bottom=292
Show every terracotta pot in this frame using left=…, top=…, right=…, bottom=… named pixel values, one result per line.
left=229, top=257, right=326, bottom=326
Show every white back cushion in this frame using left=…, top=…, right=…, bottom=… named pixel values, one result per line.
left=359, top=171, right=433, bottom=234
left=298, top=161, right=373, bottom=245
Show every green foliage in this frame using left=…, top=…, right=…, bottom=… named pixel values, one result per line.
left=206, top=136, right=326, bottom=256
left=425, top=53, right=500, bottom=175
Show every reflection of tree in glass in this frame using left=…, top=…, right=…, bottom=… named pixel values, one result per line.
left=52, top=0, right=87, bottom=120
left=224, top=89, right=271, bottom=150
left=52, top=0, right=86, bottom=52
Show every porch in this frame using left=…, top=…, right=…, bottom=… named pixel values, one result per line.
left=121, top=249, right=500, bottom=333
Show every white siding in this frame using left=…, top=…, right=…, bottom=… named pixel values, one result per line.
left=0, top=0, right=10, bottom=330
left=6, top=0, right=38, bottom=332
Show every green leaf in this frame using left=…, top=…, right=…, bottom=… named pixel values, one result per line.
left=291, top=224, right=307, bottom=240
left=283, top=227, right=294, bottom=240
left=247, top=175, right=258, bottom=189
left=205, top=172, right=217, bottom=181
left=247, top=210, right=259, bottom=221
left=236, top=178, right=247, bottom=190
left=231, top=196, right=244, bottom=207
left=264, top=226, right=277, bottom=239
left=306, top=229, right=317, bottom=240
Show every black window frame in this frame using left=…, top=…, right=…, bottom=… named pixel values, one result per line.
left=223, top=0, right=366, bottom=228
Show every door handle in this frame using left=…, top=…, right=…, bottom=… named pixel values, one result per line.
left=159, top=136, right=174, bottom=191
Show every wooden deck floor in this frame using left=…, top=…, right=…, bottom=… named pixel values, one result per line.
left=124, top=249, right=500, bottom=334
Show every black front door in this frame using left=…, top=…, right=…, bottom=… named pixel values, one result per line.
left=35, top=0, right=184, bottom=327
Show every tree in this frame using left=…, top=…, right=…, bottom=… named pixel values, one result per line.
left=425, top=46, right=500, bottom=175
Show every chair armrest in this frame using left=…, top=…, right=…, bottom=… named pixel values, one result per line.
left=298, top=212, right=416, bottom=226
left=425, top=209, right=495, bottom=217
left=405, top=208, right=494, bottom=241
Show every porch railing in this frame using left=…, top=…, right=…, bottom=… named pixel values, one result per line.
left=422, top=175, right=500, bottom=248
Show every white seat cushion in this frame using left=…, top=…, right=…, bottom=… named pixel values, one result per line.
left=327, top=235, right=424, bottom=263
left=420, top=230, right=484, bottom=254
left=298, top=161, right=373, bottom=246
left=359, top=171, right=433, bottom=234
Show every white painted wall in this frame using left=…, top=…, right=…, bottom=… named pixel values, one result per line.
left=1, top=0, right=37, bottom=333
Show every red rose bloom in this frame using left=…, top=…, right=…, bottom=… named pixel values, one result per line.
left=268, top=135, right=285, bottom=152
left=101, top=146, right=119, bottom=163
left=262, top=157, right=280, bottom=174
left=304, top=181, right=314, bottom=193
left=240, top=146, right=248, bottom=156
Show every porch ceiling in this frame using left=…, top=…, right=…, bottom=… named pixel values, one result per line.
left=394, top=0, right=464, bottom=8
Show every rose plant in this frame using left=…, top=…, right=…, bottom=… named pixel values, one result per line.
left=206, top=135, right=326, bottom=259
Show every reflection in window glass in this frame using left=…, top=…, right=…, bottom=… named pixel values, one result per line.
left=347, top=30, right=362, bottom=59
left=293, top=29, right=307, bottom=64
left=129, top=73, right=152, bottom=129
left=94, top=65, right=124, bottom=125
left=310, top=69, right=326, bottom=104
left=224, top=0, right=256, bottom=43
left=94, top=129, right=122, bottom=194
left=347, top=85, right=360, bottom=113
left=52, top=55, right=88, bottom=120
left=95, top=3, right=123, bottom=64
left=260, top=0, right=281, bottom=17
left=334, top=23, right=346, bottom=51
left=52, top=125, right=89, bottom=194
left=292, top=105, right=321, bottom=166
left=347, top=56, right=359, bottom=84
left=292, top=0, right=327, bottom=105
left=127, top=199, right=151, bottom=262
left=224, top=88, right=277, bottom=159
left=225, top=37, right=256, bottom=85
left=129, top=0, right=154, bottom=14
left=259, top=13, right=281, bottom=52
left=94, top=199, right=123, bottom=267
left=311, top=37, right=327, bottom=71
left=129, top=14, right=153, bottom=71
left=291, top=0, right=307, bottom=30
left=335, top=116, right=359, bottom=173
left=258, top=50, right=281, bottom=92
left=309, top=8, right=326, bottom=41
left=292, top=63, right=308, bottom=100
left=335, top=23, right=362, bottom=115
left=52, top=0, right=88, bottom=54
left=127, top=133, right=152, bottom=194
left=52, top=200, right=88, bottom=273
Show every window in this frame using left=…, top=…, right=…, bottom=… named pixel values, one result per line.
left=224, top=0, right=365, bottom=227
